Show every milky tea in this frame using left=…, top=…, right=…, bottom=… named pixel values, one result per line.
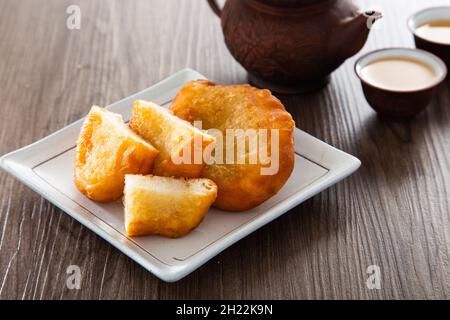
left=361, top=56, right=437, bottom=91
left=415, top=19, right=450, bottom=45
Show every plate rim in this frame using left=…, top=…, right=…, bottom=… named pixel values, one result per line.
left=0, top=68, right=361, bottom=282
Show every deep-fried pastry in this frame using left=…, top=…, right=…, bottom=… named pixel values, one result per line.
left=129, top=100, right=215, bottom=178
left=170, top=80, right=295, bottom=211
left=74, top=106, right=159, bottom=202
left=124, top=174, right=218, bottom=237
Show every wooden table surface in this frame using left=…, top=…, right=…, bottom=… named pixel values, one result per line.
left=0, top=0, right=449, bottom=300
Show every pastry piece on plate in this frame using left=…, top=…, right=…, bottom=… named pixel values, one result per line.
left=129, top=100, right=215, bottom=178
left=74, top=106, right=159, bottom=202
left=124, top=175, right=218, bottom=238
left=170, top=80, right=295, bottom=211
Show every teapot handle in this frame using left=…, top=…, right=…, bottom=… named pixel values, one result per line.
left=207, top=0, right=222, bottom=17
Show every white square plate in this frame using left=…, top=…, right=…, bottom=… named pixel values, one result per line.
left=0, top=69, right=361, bottom=282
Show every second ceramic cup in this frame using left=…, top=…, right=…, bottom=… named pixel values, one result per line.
left=408, top=6, right=450, bottom=68
left=355, top=48, right=447, bottom=119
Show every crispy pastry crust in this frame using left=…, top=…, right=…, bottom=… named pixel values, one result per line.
left=129, top=100, right=215, bottom=178
left=124, top=175, right=218, bottom=238
left=170, top=80, right=295, bottom=211
left=74, top=106, right=159, bottom=202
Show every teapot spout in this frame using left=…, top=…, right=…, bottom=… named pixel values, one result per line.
left=335, top=10, right=383, bottom=60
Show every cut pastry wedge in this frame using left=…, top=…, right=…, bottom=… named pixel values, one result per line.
left=124, top=175, right=218, bottom=238
left=74, top=106, right=159, bottom=202
left=129, top=100, right=215, bottom=178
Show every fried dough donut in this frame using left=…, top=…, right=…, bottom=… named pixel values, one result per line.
left=129, top=100, right=215, bottom=178
left=170, top=80, right=295, bottom=211
left=74, top=106, right=159, bottom=202
left=124, top=175, right=217, bottom=238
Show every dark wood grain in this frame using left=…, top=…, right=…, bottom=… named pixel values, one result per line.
left=0, top=0, right=449, bottom=299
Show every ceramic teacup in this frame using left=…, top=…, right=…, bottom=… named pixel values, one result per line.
left=408, top=6, right=450, bottom=68
left=355, top=48, right=447, bottom=119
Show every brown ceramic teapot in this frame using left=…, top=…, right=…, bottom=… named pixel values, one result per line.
left=207, top=0, right=382, bottom=93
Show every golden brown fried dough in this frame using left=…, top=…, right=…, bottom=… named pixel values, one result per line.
left=170, top=80, right=295, bottom=211
left=74, top=106, right=159, bottom=202
left=129, top=100, right=215, bottom=178
left=124, top=175, right=218, bottom=237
